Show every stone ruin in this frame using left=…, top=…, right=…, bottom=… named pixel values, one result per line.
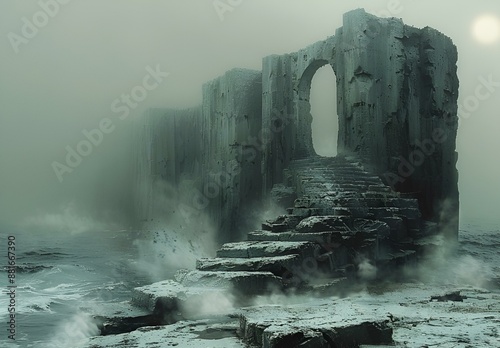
left=104, top=8, right=460, bottom=347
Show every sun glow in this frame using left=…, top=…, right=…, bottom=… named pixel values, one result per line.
left=472, top=15, right=500, bottom=45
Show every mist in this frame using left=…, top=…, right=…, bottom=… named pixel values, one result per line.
left=1, top=0, right=499, bottom=231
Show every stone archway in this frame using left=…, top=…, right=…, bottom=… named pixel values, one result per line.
left=310, top=65, right=338, bottom=157
left=296, top=60, right=338, bottom=158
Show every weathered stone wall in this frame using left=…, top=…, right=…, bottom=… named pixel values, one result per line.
left=133, top=107, right=202, bottom=223
left=333, top=10, right=459, bottom=236
left=134, top=69, right=263, bottom=241
left=200, top=68, right=263, bottom=241
left=261, top=38, right=336, bottom=193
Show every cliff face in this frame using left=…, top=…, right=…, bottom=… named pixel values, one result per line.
left=134, top=8, right=459, bottom=240
left=133, top=107, right=202, bottom=222
left=200, top=68, right=263, bottom=241
left=334, top=11, right=459, bottom=236
left=134, top=69, right=262, bottom=241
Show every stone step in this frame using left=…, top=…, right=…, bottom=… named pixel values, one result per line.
left=291, top=162, right=367, bottom=173
left=321, top=197, right=419, bottom=209
left=290, top=197, right=413, bottom=216
left=299, top=172, right=368, bottom=177
left=196, top=254, right=301, bottom=275
left=295, top=215, right=354, bottom=233
left=296, top=196, right=418, bottom=207
left=289, top=158, right=360, bottom=166
left=299, top=182, right=389, bottom=191
left=362, top=192, right=400, bottom=199
left=294, top=215, right=394, bottom=234
left=331, top=206, right=421, bottom=219
left=296, top=177, right=377, bottom=183
left=293, top=169, right=370, bottom=176
left=238, top=299, right=393, bottom=348
left=87, top=318, right=245, bottom=348
left=131, top=279, right=225, bottom=314
left=262, top=214, right=301, bottom=231
left=247, top=230, right=383, bottom=247
left=299, top=188, right=386, bottom=198
left=216, top=241, right=319, bottom=258
left=175, top=270, right=283, bottom=295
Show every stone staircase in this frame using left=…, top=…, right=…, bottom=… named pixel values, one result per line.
left=94, top=154, right=443, bottom=347
left=128, top=155, right=430, bottom=321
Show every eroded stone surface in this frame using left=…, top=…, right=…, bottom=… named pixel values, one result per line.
left=196, top=254, right=301, bottom=275
left=216, top=241, right=319, bottom=259
left=175, top=270, right=283, bottom=296
left=85, top=317, right=243, bottom=348
left=238, top=298, right=393, bottom=347
left=86, top=284, right=500, bottom=348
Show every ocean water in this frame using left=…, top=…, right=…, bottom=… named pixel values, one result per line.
left=0, top=226, right=155, bottom=348
left=0, top=218, right=499, bottom=348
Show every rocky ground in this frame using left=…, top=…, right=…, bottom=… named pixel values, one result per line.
left=84, top=282, right=499, bottom=347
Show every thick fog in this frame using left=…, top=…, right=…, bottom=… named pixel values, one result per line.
left=0, top=0, right=499, bottom=231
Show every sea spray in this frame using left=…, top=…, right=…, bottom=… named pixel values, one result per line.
left=43, top=313, right=99, bottom=348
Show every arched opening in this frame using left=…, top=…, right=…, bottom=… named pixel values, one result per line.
left=310, top=65, right=338, bottom=157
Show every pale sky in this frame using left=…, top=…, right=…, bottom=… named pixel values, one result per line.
left=0, top=0, right=499, bottom=229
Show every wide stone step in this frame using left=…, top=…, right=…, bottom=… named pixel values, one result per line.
left=290, top=158, right=359, bottom=166
left=86, top=317, right=245, bottom=348
left=262, top=215, right=302, bottom=232
left=291, top=199, right=413, bottom=216
left=295, top=215, right=354, bottom=233
left=131, top=279, right=228, bottom=315
left=362, top=191, right=400, bottom=199
left=324, top=197, right=419, bottom=209
left=216, top=241, right=319, bottom=258
left=332, top=206, right=421, bottom=219
left=299, top=172, right=375, bottom=179
left=175, top=270, right=283, bottom=295
left=299, top=188, right=369, bottom=197
left=196, top=255, right=301, bottom=275
left=238, top=298, right=393, bottom=348
left=297, top=178, right=372, bottom=184
left=299, top=183, right=389, bottom=192
left=294, top=215, right=392, bottom=233
left=295, top=169, right=370, bottom=176
left=296, top=188, right=395, bottom=198
left=247, top=230, right=383, bottom=247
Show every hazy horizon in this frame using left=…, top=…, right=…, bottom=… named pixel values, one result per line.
left=1, top=0, right=499, bottom=232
